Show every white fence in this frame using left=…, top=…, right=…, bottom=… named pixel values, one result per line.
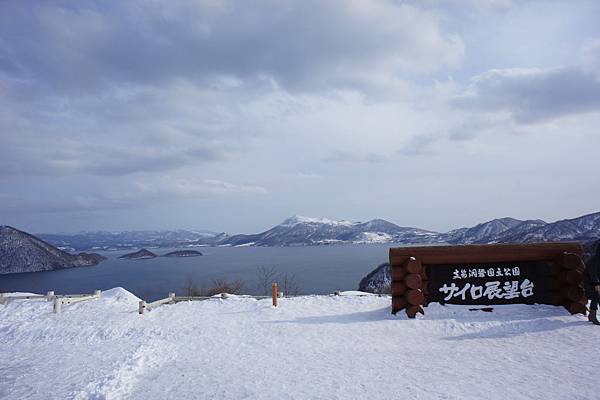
left=138, top=292, right=276, bottom=314
left=1, top=283, right=370, bottom=316
left=0, top=290, right=102, bottom=314
left=138, top=283, right=283, bottom=314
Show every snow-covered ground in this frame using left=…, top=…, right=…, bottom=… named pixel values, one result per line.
left=1, top=288, right=599, bottom=400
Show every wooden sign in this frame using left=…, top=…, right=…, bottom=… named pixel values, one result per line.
left=427, top=261, right=553, bottom=306
left=389, top=243, right=587, bottom=318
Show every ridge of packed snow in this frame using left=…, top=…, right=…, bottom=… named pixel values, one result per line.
left=279, top=215, right=355, bottom=227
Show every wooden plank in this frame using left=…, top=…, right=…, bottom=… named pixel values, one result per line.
left=546, top=262, right=562, bottom=276
left=406, top=305, right=424, bottom=318
left=391, top=281, right=407, bottom=295
left=540, top=291, right=562, bottom=306
left=565, top=302, right=587, bottom=315
left=560, top=286, right=584, bottom=302
left=391, top=266, right=407, bottom=281
left=559, top=252, right=585, bottom=270
left=404, top=274, right=422, bottom=289
left=390, top=242, right=582, bottom=265
left=272, top=283, right=278, bottom=307
left=559, top=270, right=583, bottom=285
left=392, top=296, right=407, bottom=313
left=404, top=258, right=422, bottom=274
left=406, top=289, right=425, bottom=305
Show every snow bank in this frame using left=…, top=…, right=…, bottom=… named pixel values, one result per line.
left=101, top=287, right=141, bottom=303
left=337, top=290, right=376, bottom=296
left=1, top=288, right=599, bottom=399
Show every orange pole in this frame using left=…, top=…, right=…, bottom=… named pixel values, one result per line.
left=272, top=282, right=278, bottom=307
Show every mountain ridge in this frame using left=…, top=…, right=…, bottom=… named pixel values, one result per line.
left=26, top=211, right=600, bottom=250
left=0, top=225, right=106, bottom=274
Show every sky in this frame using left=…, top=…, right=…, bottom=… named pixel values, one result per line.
left=1, top=0, right=600, bottom=234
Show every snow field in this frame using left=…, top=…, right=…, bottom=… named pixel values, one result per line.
left=1, top=287, right=599, bottom=399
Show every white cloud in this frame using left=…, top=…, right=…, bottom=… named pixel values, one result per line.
left=0, top=0, right=464, bottom=93
left=455, top=65, right=600, bottom=123
left=0, top=0, right=599, bottom=233
left=136, top=177, right=268, bottom=198
left=296, top=173, right=323, bottom=180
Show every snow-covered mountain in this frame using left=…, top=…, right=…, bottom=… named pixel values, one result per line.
left=29, top=211, right=600, bottom=250
left=358, top=262, right=391, bottom=294
left=441, top=217, right=549, bottom=244
left=439, top=212, right=600, bottom=245
left=0, top=226, right=106, bottom=274
left=221, top=216, right=440, bottom=247
left=38, top=229, right=227, bottom=252
left=441, top=217, right=526, bottom=244
left=497, top=212, right=600, bottom=243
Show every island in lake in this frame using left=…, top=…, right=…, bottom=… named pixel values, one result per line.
left=118, top=249, right=157, bottom=260
left=162, top=250, right=203, bottom=257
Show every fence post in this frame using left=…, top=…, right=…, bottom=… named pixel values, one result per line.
left=0, top=293, right=5, bottom=305
left=139, top=300, right=146, bottom=315
left=46, top=291, right=54, bottom=301
left=272, top=283, right=278, bottom=307
left=94, top=290, right=101, bottom=298
left=169, top=293, right=176, bottom=304
left=53, top=298, right=62, bottom=314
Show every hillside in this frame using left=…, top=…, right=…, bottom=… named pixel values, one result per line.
left=34, top=211, right=600, bottom=250
left=222, top=215, right=440, bottom=247
left=0, top=226, right=106, bottom=274
left=0, top=287, right=598, bottom=399
left=498, top=212, right=600, bottom=243
left=118, top=249, right=157, bottom=260
left=38, top=229, right=225, bottom=252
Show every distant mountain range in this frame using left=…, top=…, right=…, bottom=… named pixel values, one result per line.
left=2, top=211, right=599, bottom=275
left=38, top=229, right=226, bottom=252
left=35, top=211, right=600, bottom=250
left=0, top=226, right=105, bottom=274
left=221, top=216, right=439, bottom=247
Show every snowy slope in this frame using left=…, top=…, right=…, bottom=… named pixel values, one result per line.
left=38, top=229, right=225, bottom=251
left=1, top=287, right=599, bottom=399
left=33, top=211, right=600, bottom=251
left=502, top=212, right=600, bottom=243
left=441, top=217, right=528, bottom=244
left=0, top=225, right=106, bottom=274
left=222, top=216, right=440, bottom=246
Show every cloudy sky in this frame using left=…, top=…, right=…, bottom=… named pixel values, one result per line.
left=1, top=0, right=600, bottom=234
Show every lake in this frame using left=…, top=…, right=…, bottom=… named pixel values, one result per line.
left=0, top=244, right=398, bottom=301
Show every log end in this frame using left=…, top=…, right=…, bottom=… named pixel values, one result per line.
left=406, top=305, right=424, bottom=319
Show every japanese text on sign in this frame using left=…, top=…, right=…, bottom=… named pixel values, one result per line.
left=452, top=267, right=521, bottom=280
left=439, top=279, right=534, bottom=301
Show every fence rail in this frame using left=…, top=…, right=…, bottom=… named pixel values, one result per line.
left=0, top=291, right=55, bottom=304
left=2, top=284, right=387, bottom=316
left=0, top=290, right=102, bottom=314
left=139, top=283, right=282, bottom=314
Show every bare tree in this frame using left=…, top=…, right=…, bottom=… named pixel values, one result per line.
left=256, top=266, right=278, bottom=295
left=204, top=278, right=245, bottom=296
left=183, top=276, right=245, bottom=297
left=184, top=275, right=200, bottom=296
left=280, top=273, right=302, bottom=296
left=256, top=266, right=303, bottom=296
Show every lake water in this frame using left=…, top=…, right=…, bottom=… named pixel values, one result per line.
left=0, top=244, right=398, bottom=301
